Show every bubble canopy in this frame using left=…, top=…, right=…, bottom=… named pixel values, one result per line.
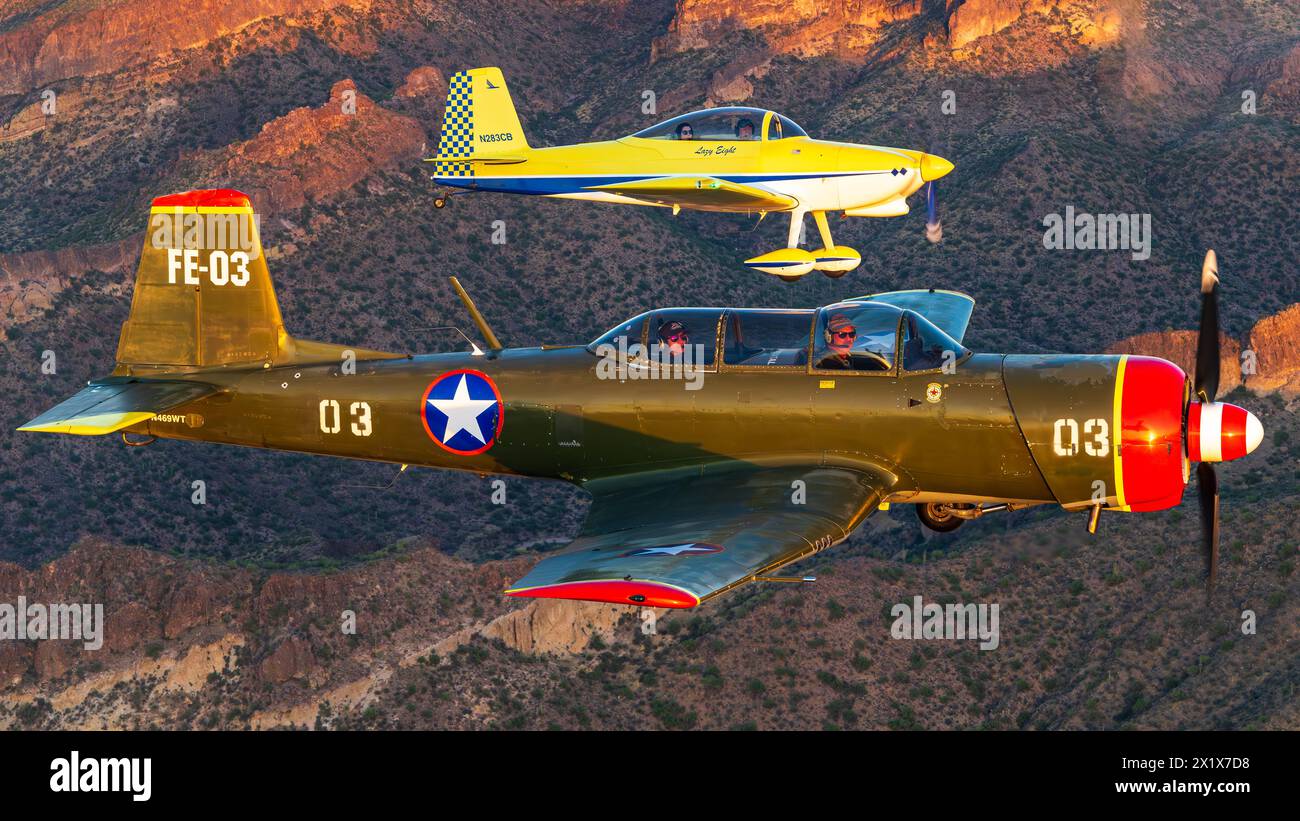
left=588, top=302, right=969, bottom=374
left=631, top=108, right=808, bottom=141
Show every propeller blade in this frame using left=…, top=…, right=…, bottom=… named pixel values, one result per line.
left=925, top=181, right=942, bottom=243
left=1196, top=461, right=1220, bottom=605
left=1194, top=249, right=1220, bottom=402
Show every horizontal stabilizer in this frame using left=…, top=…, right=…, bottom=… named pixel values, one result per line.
left=422, top=155, right=527, bottom=165
left=18, top=378, right=217, bottom=436
left=584, top=176, right=797, bottom=212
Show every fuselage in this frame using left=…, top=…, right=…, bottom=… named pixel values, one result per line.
left=433, top=135, right=930, bottom=215
left=137, top=344, right=1076, bottom=507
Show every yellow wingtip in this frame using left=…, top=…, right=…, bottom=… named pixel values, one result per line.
left=16, top=411, right=154, bottom=436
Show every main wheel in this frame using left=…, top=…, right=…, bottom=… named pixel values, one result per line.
left=916, top=502, right=966, bottom=533
left=821, top=268, right=848, bottom=279
left=777, top=274, right=803, bottom=283
left=434, top=197, right=447, bottom=209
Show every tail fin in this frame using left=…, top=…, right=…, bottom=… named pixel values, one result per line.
left=20, top=188, right=401, bottom=436
left=117, top=189, right=286, bottom=371
left=430, top=67, right=530, bottom=178
left=116, top=189, right=399, bottom=374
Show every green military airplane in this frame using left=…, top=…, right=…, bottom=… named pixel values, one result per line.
left=20, top=190, right=1260, bottom=609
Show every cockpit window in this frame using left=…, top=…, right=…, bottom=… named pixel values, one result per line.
left=588, top=309, right=724, bottom=371
left=723, top=310, right=813, bottom=367
left=633, top=108, right=768, bottom=141
left=902, top=310, right=969, bottom=372
left=812, top=302, right=900, bottom=372
left=588, top=312, right=648, bottom=356
left=645, top=309, right=724, bottom=367
left=767, top=114, right=807, bottom=140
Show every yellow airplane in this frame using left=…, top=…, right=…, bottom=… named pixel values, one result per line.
left=425, top=67, right=955, bottom=281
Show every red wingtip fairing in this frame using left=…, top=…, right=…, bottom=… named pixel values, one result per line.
left=506, top=580, right=699, bottom=608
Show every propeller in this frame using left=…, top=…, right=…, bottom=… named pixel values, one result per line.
left=1196, top=461, right=1219, bottom=605
left=925, top=181, right=942, bottom=243
left=1192, top=249, right=1221, bottom=604
left=918, top=100, right=953, bottom=244
left=917, top=154, right=952, bottom=243
left=1194, top=250, right=1220, bottom=402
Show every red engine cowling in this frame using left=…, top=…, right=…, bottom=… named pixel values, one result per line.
left=1115, top=357, right=1188, bottom=511
left=1115, top=358, right=1264, bottom=511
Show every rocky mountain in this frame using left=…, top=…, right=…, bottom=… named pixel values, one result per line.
left=4, top=480, right=1297, bottom=730
left=0, top=0, right=1298, bottom=729
left=1102, top=301, right=1300, bottom=399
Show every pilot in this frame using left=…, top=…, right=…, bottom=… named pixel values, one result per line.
left=676, top=123, right=694, bottom=140
left=657, top=320, right=691, bottom=357
left=735, top=118, right=756, bottom=140
left=816, top=314, right=857, bottom=370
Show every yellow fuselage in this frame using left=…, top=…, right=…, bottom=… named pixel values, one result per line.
left=434, top=135, right=932, bottom=215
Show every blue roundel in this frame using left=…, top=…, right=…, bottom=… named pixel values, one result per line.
left=420, top=370, right=503, bottom=455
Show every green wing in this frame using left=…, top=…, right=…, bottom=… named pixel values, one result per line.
left=505, top=466, right=891, bottom=608
left=18, top=378, right=217, bottom=435
left=849, top=289, right=975, bottom=343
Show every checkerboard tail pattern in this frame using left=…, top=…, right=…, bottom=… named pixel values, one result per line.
left=435, top=71, right=474, bottom=178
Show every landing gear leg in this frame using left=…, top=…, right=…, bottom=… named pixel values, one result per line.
left=812, top=211, right=844, bottom=279
left=787, top=207, right=807, bottom=249
left=774, top=209, right=810, bottom=283
left=813, top=210, right=835, bottom=250
left=811, top=210, right=860, bottom=277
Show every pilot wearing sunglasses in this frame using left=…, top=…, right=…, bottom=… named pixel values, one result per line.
left=657, top=320, right=692, bottom=358
left=816, top=313, right=858, bottom=370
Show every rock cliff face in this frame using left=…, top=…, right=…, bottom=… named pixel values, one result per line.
left=1271, top=42, right=1300, bottom=111
left=659, top=0, right=922, bottom=59
left=210, top=77, right=427, bottom=214
left=0, top=539, right=685, bottom=728
left=0, top=71, right=429, bottom=335
left=947, top=0, right=1124, bottom=51
left=0, top=0, right=348, bottom=95
left=0, top=540, right=555, bottom=728
left=1104, top=330, right=1243, bottom=394
left=1245, top=304, right=1300, bottom=396
left=1105, top=304, right=1300, bottom=399
left=0, top=88, right=84, bottom=143
left=433, top=598, right=655, bottom=657
left=260, top=636, right=318, bottom=684
left=655, top=0, right=1124, bottom=60
left=394, top=65, right=447, bottom=101
left=0, top=234, right=140, bottom=333
left=949, top=0, right=1054, bottom=50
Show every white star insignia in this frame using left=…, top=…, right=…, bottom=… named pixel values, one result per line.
left=428, top=375, right=496, bottom=444
left=634, top=544, right=712, bottom=556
